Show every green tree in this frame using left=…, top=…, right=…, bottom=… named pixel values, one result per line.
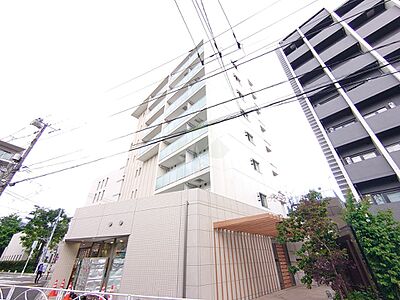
left=344, top=193, right=400, bottom=300
left=277, top=191, right=351, bottom=299
left=21, top=206, right=70, bottom=253
left=0, top=214, right=22, bottom=255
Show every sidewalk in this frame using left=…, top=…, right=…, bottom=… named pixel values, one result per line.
left=256, top=285, right=333, bottom=299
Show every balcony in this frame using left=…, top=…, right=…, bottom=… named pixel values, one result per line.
left=163, top=96, right=207, bottom=136
left=165, top=81, right=206, bottom=118
left=171, top=62, right=204, bottom=91
left=137, top=132, right=162, bottom=161
left=345, top=155, right=394, bottom=184
left=346, top=74, right=399, bottom=106
left=155, top=151, right=210, bottom=190
left=146, top=98, right=165, bottom=125
left=314, top=94, right=348, bottom=120
left=328, top=121, right=368, bottom=148
left=367, top=105, right=400, bottom=134
left=142, top=113, right=164, bottom=141
left=170, top=46, right=203, bottom=84
left=159, top=127, right=208, bottom=162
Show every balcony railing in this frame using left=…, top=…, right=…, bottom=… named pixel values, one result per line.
left=156, top=151, right=209, bottom=190
left=137, top=132, right=162, bottom=156
left=173, top=63, right=203, bottom=90
left=163, top=96, right=206, bottom=136
left=146, top=99, right=165, bottom=124
left=170, top=47, right=203, bottom=83
left=165, top=81, right=206, bottom=117
left=0, top=151, right=13, bottom=161
left=159, top=127, right=208, bottom=161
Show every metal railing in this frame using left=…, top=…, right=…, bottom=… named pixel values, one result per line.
left=0, top=284, right=198, bottom=300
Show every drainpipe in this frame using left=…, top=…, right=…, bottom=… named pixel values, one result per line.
left=182, top=201, right=189, bottom=298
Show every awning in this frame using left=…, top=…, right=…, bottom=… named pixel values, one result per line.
left=213, top=213, right=282, bottom=237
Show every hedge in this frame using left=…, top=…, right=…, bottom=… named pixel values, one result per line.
left=0, top=260, right=36, bottom=273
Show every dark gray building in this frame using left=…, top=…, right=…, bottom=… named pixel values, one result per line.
left=277, top=0, right=400, bottom=206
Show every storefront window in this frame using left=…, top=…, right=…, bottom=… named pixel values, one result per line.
left=71, top=237, right=128, bottom=293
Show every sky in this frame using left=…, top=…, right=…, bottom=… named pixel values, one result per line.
left=0, top=0, right=345, bottom=218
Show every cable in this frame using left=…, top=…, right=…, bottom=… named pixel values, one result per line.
left=105, top=0, right=285, bottom=93
left=0, top=126, right=28, bottom=141
left=109, top=0, right=391, bottom=116
left=10, top=63, right=400, bottom=186
left=217, top=0, right=241, bottom=49
left=22, top=39, right=400, bottom=174
left=133, top=39, right=400, bottom=134
left=173, top=0, right=204, bottom=65
left=20, top=37, right=400, bottom=176
left=27, top=149, right=84, bottom=167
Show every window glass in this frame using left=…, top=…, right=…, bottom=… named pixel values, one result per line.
left=259, top=193, right=267, bottom=208
left=362, top=152, right=376, bottom=160
left=352, top=156, right=362, bottom=163
left=387, top=143, right=400, bottom=153
left=371, top=194, right=386, bottom=205
left=387, top=191, right=400, bottom=203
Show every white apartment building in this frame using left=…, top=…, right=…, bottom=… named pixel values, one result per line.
left=120, top=41, right=282, bottom=213
left=0, top=232, right=28, bottom=262
left=85, top=167, right=125, bottom=206
left=51, top=42, right=295, bottom=300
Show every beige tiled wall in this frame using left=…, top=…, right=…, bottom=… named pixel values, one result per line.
left=53, top=189, right=282, bottom=299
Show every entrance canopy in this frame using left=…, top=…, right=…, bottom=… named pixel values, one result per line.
left=213, top=213, right=282, bottom=237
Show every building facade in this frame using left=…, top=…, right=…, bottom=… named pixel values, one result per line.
left=277, top=0, right=400, bottom=205
left=0, top=140, right=24, bottom=186
left=0, top=232, right=28, bottom=262
left=51, top=42, right=294, bottom=299
left=85, top=167, right=125, bottom=206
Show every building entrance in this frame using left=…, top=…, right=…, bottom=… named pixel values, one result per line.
left=69, top=236, right=128, bottom=293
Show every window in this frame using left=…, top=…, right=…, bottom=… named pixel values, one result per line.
left=105, top=177, right=109, bottom=187
left=134, top=189, right=138, bottom=198
left=93, top=193, right=97, bottom=203
left=236, top=90, right=244, bottom=98
left=97, top=181, right=101, bottom=190
left=245, top=131, right=254, bottom=144
left=343, top=150, right=378, bottom=165
left=252, top=94, right=257, bottom=100
left=272, top=170, right=278, bottom=176
left=248, top=79, right=253, bottom=87
left=251, top=159, right=260, bottom=172
left=260, top=126, right=266, bottom=133
left=387, top=143, right=400, bottom=153
left=371, top=190, right=400, bottom=204
left=258, top=193, right=267, bottom=208
left=266, top=145, right=272, bottom=153
left=101, top=190, right=105, bottom=200
left=138, top=167, right=141, bottom=176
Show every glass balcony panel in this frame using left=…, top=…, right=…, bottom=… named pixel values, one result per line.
left=165, top=81, right=206, bottom=117
left=163, top=96, right=206, bottom=136
left=156, top=151, right=209, bottom=189
left=137, top=132, right=162, bottom=156
left=173, top=63, right=203, bottom=90
left=159, top=127, right=207, bottom=161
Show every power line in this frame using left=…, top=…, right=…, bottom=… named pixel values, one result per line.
left=109, top=0, right=391, bottom=117
left=217, top=0, right=241, bottom=49
left=173, top=0, right=204, bottom=65
left=131, top=39, right=400, bottom=135
left=10, top=1, right=392, bottom=173
left=10, top=62, right=400, bottom=186
left=105, top=0, right=285, bottom=93
left=20, top=36, right=400, bottom=177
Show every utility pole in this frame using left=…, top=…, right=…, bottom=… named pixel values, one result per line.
left=35, top=208, right=62, bottom=273
left=0, top=118, right=48, bottom=197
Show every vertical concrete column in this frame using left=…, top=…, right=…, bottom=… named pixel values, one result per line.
left=49, top=241, right=80, bottom=287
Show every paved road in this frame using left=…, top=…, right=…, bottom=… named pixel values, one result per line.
left=0, top=273, right=46, bottom=300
